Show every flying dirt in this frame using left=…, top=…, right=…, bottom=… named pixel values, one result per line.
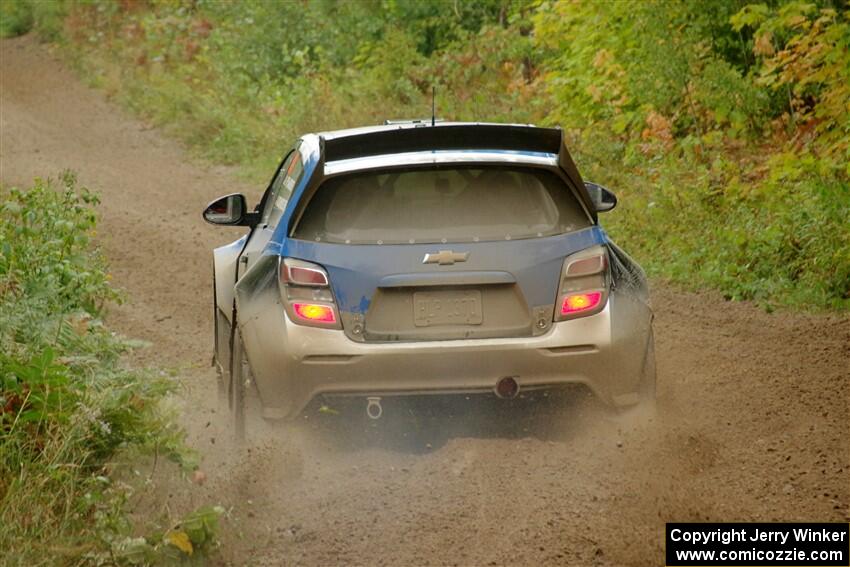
left=1, top=36, right=848, bottom=566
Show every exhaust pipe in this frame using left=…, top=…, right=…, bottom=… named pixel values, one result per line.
left=366, top=396, right=383, bottom=420
left=495, top=376, right=519, bottom=399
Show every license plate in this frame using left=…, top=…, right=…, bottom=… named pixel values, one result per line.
left=413, top=290, right=483, bottom=327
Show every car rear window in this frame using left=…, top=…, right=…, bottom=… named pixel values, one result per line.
left=292, top=166, right=591, bottom=245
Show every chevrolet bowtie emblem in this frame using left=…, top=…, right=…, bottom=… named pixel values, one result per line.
left=422, top=250, right=469, bottom=266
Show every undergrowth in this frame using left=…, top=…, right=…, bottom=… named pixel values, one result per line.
left=0, top=174, right=221, bottom=566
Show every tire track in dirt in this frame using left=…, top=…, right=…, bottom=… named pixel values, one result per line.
left=2, top=35, right=848, bottom=566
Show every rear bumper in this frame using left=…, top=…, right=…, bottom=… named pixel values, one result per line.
left=238, top=299, right=647, bottom=420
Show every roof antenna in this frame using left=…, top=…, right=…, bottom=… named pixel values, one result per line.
left=431, top=86, right=436, bottom=127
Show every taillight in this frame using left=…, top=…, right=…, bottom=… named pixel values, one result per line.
left=560, top=291, right=603, bottom=315
left=279, top=258, right=341, bottom=328
left=555, top=246, right=608, bottom=321
left=292, top=302, right=337, bottom=324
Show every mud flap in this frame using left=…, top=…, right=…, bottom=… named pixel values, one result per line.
left=611, top=326, right=656, bottom=408
left=638, top=328, right=657, bottom=403
left=229, top=328, right=246, bottom=443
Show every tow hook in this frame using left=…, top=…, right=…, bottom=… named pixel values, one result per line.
left=366, top=396, right=383, bottom=420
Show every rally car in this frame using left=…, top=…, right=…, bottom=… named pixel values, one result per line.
left=203, top=122, right=655, bottom=436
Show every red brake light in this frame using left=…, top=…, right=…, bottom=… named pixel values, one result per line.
left=560, top=292, right=603, bottom=315
left=292, top=303, right=337, bottom=324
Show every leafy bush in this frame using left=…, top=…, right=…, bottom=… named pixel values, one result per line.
left=0, top=0, right=34, bottom=37
left=534, top=0, right=850, bottom=310
left=0, top=0, right=65, bottom=40
left=0, top=175, right=220, bottom=565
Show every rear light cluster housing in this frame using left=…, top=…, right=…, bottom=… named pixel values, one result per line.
left=277, top=248, right=607, bottom=329
left=278, top=257, right=341, bottom=328
left=555, top=245, right=609, bottom=320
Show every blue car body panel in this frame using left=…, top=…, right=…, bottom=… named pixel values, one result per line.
left=280, top=228, right=606, bottom=314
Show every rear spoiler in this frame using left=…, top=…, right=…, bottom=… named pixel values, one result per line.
left=319, top=123, right=594, bottom=220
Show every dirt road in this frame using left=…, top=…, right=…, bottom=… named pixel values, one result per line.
left=2, top=35, right=848, bottom=566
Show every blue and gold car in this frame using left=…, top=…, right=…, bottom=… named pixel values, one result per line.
left=203, top=122, right=655, bottom=435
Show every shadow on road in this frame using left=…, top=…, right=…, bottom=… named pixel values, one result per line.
left=285, top=387, right=615, bottom=454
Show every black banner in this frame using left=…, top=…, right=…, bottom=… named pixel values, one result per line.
left=666, top=523, right=849, bottom=566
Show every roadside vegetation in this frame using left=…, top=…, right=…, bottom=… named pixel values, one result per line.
left=0, top=175, right=220, bottom=565
left=2, top=0, right=848, bottom=312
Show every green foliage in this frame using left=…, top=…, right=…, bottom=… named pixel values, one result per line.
left=534, top=0, right=849, bottom=310
left=0, top=0, right=65, bottom=39
left=0, top=176, right=219, bottom=565
left=0, top=0, right=34, bottom=37
left=112, top=505, right=224, bottom=564
left=37, top=0, right=850, bottom=310
left=1, top=172, right=117, bottom=314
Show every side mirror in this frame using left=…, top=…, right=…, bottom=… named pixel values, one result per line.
left=584, top=182, right=618, bottom=213
left=202, top=194, right=258, bottom=227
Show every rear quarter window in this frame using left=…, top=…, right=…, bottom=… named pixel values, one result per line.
left=293, top=166, right=590, bottom=244
left=262, top=149, right=304, bottom=228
